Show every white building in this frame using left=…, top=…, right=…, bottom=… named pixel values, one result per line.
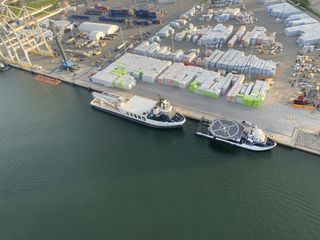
left=78, top=22, right=119, bottom=35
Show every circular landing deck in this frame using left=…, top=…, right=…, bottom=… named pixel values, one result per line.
left=209, top=119, right=243, bottom=140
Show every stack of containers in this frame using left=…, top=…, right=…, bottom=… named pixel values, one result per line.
left=228, top=35, right=238, bottom=48
left=242, top=80, right=269, bottom=107
left=213, top=0, right=241, bottom=7
left=109, top=8, right=135, bottom=17
left=207, top=49, right=277, bottom=77
left=234, top=25, right=246, bottom=42
left=213, top=7, right=241, bottom=22
left=266, top=4, right=320, bottom=47
left=157, top=46, right=171, bottom=59
left=197, top=24, right=233, bottom=46
left=235, top=11, right=254, bottom=24
left=199, top=13, right=213, bottom=21
left=91, top=53, right=172, bottom=88
left=266, top=2, right=300, bottom=18
left=189, top=70, right=220, bottom=98
left=226, top=76, right=244, bottom=102
left=286, top=17, right=318, bottom=27
left=180, top=52, right=197, bottom=64
left=157, top=24, right=174, bottom=37
left=176, top=19, right=188, bottom=26
left=174, top=30, right=188, bottom=41
left=135, top=8, right=163, bottom=19
left=285, top=13, right=310, bottom=23
left=157, top=63, right=201, bottom=88
left=228, top=80, right=269, bottom=107
left=241, top=26, right=266, bottom=47
left=170, top=21, right=181, bottom=29
left=133, top=41, right=150, bottom=55
left=91, top=66, right=136, bottom=90
left=189, top=71, right=238, bottom=99
left=284, top=23, right=320, bottom=47
left=179, top=7, right=196, bottom=19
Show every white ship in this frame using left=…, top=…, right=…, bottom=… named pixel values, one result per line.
left=90, top=91, right=186, bottom=128
left=196, top=118, right=277, bottom=151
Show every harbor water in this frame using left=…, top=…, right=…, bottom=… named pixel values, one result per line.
left=1, top=70, right=320, bottom=240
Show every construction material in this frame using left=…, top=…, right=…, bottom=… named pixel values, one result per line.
left=157, top=24, right=174, bottom=38
left=266, top=2, right=300, bottom=18
left=241, top=26, right=276, bottom=47
left=158, top=63, right=201, bottom=88
left=197, top=24, right=233, bottom=46
left=213, top=0, right=241, bottom=7
left=91, top=53, right=171, bottom=89
left=285, top=23, right=320, bottom=47
left=234, top=25, right=246, bottom=42
left=265, top=3, right=320, bottom=48
left=227, top=79, right=269, bottom=107
left=179, top=7, right=196, bottom=20
left=189, top=70, right=237, bottom=98
left=213, top=7, right=241, bottom=22
left=158, top=0, right=176, bottom=3
left=207, top=49, right=277, bottom=77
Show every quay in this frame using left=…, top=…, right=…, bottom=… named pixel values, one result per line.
left=2, top=0, right=320, bottom=156
left=9, top=62, right=320, bottom=156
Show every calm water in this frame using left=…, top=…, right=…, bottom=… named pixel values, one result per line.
left=0, top=69, right=320, bottom=240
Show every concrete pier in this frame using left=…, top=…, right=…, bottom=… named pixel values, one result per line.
left=8, top=63, right=320, bottom=157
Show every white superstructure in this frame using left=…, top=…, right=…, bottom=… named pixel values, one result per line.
left=90, top=92, right=186, bottom=128
left=196, top=118, right=277, bottom=151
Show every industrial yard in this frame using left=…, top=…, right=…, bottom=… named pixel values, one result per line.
left=0, top=0, right=320, bottom=154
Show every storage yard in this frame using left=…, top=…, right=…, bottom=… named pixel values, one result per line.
left=1, top=0, right=320, bottom=155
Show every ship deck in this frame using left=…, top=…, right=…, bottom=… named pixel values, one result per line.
left=209, top=119, right=244, bottom=141
left=196, top=120, right=214, bottom=138
left=121, top=96, right=156, bottom=115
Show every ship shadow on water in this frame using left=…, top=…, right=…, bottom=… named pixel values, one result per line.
left=208, top=140, right=239, bottom=155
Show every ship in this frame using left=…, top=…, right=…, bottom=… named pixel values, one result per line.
left=196, top=118, right=277, bottom=151
left=0, top=62, right=10, bottom=71
left=90, top=91, right=186, bottom=128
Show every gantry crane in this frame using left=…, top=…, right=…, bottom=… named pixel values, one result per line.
left=0, top=3, right=65, bottom=67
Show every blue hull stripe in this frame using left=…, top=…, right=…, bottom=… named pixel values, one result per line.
left=92, top=105, right=183, bottom=129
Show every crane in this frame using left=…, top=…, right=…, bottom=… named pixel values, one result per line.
left=0, top=3, right=65, bottom=66
left=49, top=20, right=78, bottom=72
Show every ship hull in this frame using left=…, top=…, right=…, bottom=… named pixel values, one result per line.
left=91, top=104, right=185, bottom=129
left=196, top=132, right=277, bottom=151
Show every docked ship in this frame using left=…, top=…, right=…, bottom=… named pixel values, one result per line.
left=90, top=91, right=186, bottom=128
left=196, top=118, right=277, bottom=151
left=0, top=62, right=10, bottom=71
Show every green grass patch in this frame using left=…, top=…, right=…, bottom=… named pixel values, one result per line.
left=292, top=0, right=320, bottom=17
left=26, top=0, right=61, bottom=9
left=292, top=0, right=309, bottom=8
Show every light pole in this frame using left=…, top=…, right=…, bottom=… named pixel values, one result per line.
left=119, top=26, right=127, bottom=53
left=171, top=32, right=175, bottom=52
left=205, top=35, right=208, bottom=69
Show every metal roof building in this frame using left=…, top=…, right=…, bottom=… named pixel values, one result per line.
left=78, top=22, right=119, bottom=35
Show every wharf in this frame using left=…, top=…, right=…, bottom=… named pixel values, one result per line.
left=8, top=63, right=320, bottom=157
